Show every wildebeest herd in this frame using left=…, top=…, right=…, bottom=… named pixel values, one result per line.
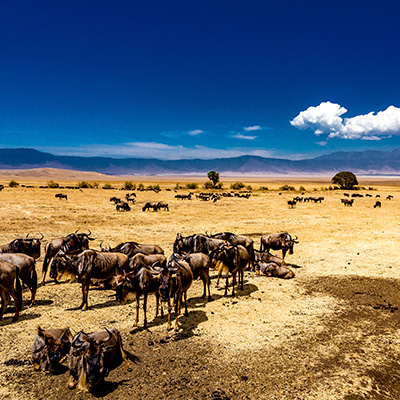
left=0, top=228, right=298, bottom=392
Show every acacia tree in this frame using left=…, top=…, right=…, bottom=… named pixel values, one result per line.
left=331, top=171, right=358, bottom=190
left=207, top=170, right=220, bottom=187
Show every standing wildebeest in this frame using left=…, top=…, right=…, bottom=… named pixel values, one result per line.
left=0, top=233, right=43, bottom=260
left=32, top=326, right=73, bottom=373
left=68, top=328, right=133, bottom=392
left=116, top=201, right=131, bottom=211
left=0, top=260, right=22, bottom=322
left=173, top=233, right=226, bottom=255
left=210, top=244, right=251, bottom=296
left=42, top=230, right=94, bottom=284
left=128, top=253, right=167, bottom=273
left=101, top=241, right=164, bottom=258
left=374, top=201, right=382, bottom=208
left=288, top=200, right=296, bottom=208
left=150, top=255, right=193, bottom=332
left=259, top=233, right=298, bottom=260
left=256, top=262, right=295, bottom=279
left=142, top=202, right=159, bottom=211
left=157, top=201, right=169, bottom=211
left=0, top=253, right=37, bottom=306
left=50, top=249, right=129, bottom=310
left=116, top=267, right=161, bottom=328
left=55, top=193, right=68, bottom=200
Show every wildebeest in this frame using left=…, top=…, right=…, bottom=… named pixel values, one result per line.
left=156, top=201, right=169, bottom=211
left=173, top=233, right=226, bottom=255
left=287, top=200, right=296, bottom=208
left=129, top=253, right=167, bottom=273
left=256, top=262, right=295, bottom=279
left=101, top=241, right=164, bottom=258
left=50, top=249, right=129, bottom=310
left=116, top=201, right=131, bottom=211
left=0, top=233, right=43, bottom=260
left=0, top=260, right=22, bottom=322
left=109, top=197, right=121, bottom=204
left=342, top=198, right=354, bottom=206
left=115, top=267, right=161, bottom=328
left=68, top=328, right=133, bottom=392
left=150, top=255, right=193, bottom=332
left=387, top=195, right=393, bottom=200
left=374, top=201, right=382, bottom=208
left=32, top=326, right=73, bottom=373
left=55, top=193, right=68, bottom=200
left=142, top=202, right=159, bottom=211
left=254, top=249, right=286, bottom=266
left=175, top=193, right=192, bottom=200
left=42, top=230, right=94, bottom=284
left=259, top=233, right=298, bottom=259
left=0, top=253, right=37, bottom=306
left=210, top=244, right=251, bottom=296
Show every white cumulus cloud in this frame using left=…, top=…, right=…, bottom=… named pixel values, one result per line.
left=188, top=129, right=203, bottom=136
left=244, top=125, right=262, bottom=131
left=291, top=101, right=400, bottom=140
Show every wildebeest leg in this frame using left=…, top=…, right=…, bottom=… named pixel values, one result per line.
left=0, top=287, right=8, bottom=319
left=167, top=299, right=172, bottom=331
left=184, top=291, right=189, bottom=316
left=174, top=292, right=182, bottom=332
left=282, top=248, right=287, bottom=259
left=154, top=291, right=160, bottom=318
left=231, top=273, right=237, bottom=297
left=117, top=332, right=132, bottom=372
left=240, top=270, right=244, bottom=291
left=134, top=294, right=140, bottom=327
left=224, top=274, right=229, bottom=296
left=80, top=281, right=89, bottom=310
left=29, top=268, right=38, bottom=306
left=68, top=375, right=78, bottom=389
left=142, top=293, right=147, bottom=328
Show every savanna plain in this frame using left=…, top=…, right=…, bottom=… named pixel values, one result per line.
left=0, top=171, right=400, bottom=400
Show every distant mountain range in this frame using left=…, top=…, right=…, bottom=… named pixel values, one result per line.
left=1, top=148, right=400, bottom=175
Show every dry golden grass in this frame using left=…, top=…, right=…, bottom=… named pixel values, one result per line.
left=0, top=170, right=400, bottom=399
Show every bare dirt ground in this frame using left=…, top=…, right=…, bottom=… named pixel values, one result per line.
left=0, top=172, right=399, bottom=399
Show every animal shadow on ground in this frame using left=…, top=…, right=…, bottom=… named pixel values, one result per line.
left=212, top=282, right=259, bottom=301
left=0, top=311, right=41, bottom=326
left=89, top=379, right=132, bottom=398
left=29, top=299, right=53, bottom=306
left=65, top=299, right=117, bottom=311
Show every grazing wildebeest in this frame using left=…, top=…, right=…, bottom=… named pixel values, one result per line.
left=287, top=200, right=296, bottom=208
left=387, top=195, right=393, bottom=200
left=259, top=233, right=298, bottom=259
left=115, top=267, right=161, bottom=328
left=156, top=201, right=169, bottom=211
left=150, top=255, right=193, bottom=332
left=32, top=326, right=73, bottom=373
left=50, top=249, right=129, bottom=310
left=0, top=253, right=37, bottom=306
left=256, top=262, right=295, bottom=279
left=342, top=198, right=354, bottom=206
left=109, top=197, right=121, bottom=204
left=128, top=253, right=167, bottom=273
left=174, top=233, right=226, bottom=255
left=68, top=328, right=133, bottom=392
left=101, top=241, right=164, bottom=258
left=210, top=244, right=251, bottom=296
left=0, top=233, right=43, bottom=260
left=0, top=260, right=22, bottom=322
left=374, top=201, right=382, bottom=208
left=42, top=230, right=94, bottom=284
left=55, top=193, right=68, bottom=200
left=175, top=193, right=192, bottom=200
left=116, top=201, right=131, bottom=211
left=142, top=202, right=159, bottom=211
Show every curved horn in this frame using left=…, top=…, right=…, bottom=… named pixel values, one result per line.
left=100, top=328, right=113, bottom=344
left=72, top=331, right=87, bottom=348
left=108, top=244, right=111, bottom=251
left=87, top=229, right=91, bottom=236
left=26, top=233, right=30, bottom=238
left=39, top=233, right=44, bottom=240
left=74, top=229, right=79, bottom=234
left=99, top=241, right=103, bottom=249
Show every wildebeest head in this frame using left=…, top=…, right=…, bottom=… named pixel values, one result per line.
left=50, top=250, right=81, bottom=280
left=173, top=233, right=194, bottom=254
left=281, top=233, right=298, bottom=255
left=34, top=326, right=72, bottom=374
left=115, top=271, right=135, bottom=304
left=69, top=230, right=95, bottom=250
left=11, top=233, right=44, bottom=259
left=150, top=258, right=180, bottom=302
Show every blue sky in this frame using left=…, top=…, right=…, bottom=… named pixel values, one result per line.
left=2, top=1, right=400, bottom=160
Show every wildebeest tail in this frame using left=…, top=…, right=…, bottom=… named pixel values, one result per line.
left=15, top=266, right=23, bottom=311
left=42, top=251, right=50, bottom=281
left=31, top=264, right=38, bottom=294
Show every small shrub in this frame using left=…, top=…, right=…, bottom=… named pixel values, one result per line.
left=78, top=181, right=90, bottom=189
left=147, top=184, right=160, bottom=190
left=204, top=181, right=214, bottom=189
left=231, top=182, right=245, bottom=190
left=9, top=180, right=19, bottom=188
left=215, top=182, right=223, bottom=189
left=299, top=186, right=306, bottom=192
left=138, top=183, right=145, bottom=189
left=47, top=180, right=59, bottom=188
left=246, top=185, right=253, bottom=190
left=92, top=182, right=99, bottom=189
left=259, top=186, right=269, bottom=191
left=174, top=183, right=183, bottom=190
left=102, top=183, right=113, bottom=190
left=123, top=181, right=136, bottom=190
left=279, top=184, right=295, bottom=191
left=185, top=183, right=198, bottom=190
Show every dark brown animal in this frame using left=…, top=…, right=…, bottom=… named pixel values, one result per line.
left=116, top=201, right=131, bottom=211
left=55, top=193, right=68, bottom=200
left=374, top=201, right=382, bottom=208
left=32, top=326, right=73, bottom=373
left=101, top=241, right=164, bottom=258
left=142, top=202, right=159, bottom=211
left=256, top=262, right=295, bottom=279
left=156, top=201, right=169, bottom=211
left=254, top=250, right=286, bottom=266
left=259, top=233, right=298, bottom=259
left=173, top=233, right=226, bottom=255
left=0, top=253, right=37, bottom=306
left=50, top=250, right=129, bottom=310
left=129, top=253, right=167, bottom=273
left=68, top=328, right=133, bottom=392
left=0, top=260, right=22, bottom=322
left=0, top=233, right=43, bottom=260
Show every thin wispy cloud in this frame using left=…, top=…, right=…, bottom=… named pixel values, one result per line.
left=231, top=134, right=257, bottom=140
left=244, top=125, right=262, bottom=131
left=188, top=129, right=203, bottom=136
left=291, top=101, right=400, bottom=140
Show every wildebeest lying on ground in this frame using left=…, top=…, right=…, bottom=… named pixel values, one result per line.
left=256, top=262, right=295, bottom=279
left=32, top=326, right=73, bottom=373
left=259, top=232, right=298, bottom=259
left=42, top=230, right=94, bottom=284
left=0, top=233, right=43, bottom=260
left=0, top=253, right=37, bottom=306
left=101, top=241, right=164, bottom=258
left=116, top=267, right=161, bottom=328
left=68, top=328, right=133, bottom=392
left=128, top=253, right=167, bottom=273
left=150, top=254, right=193, bottom=332
left=254, top=249, right=286, bottom=266
left=50, top=249, right=129, bottom=310
left=0, top=260, right=22, bottom=322
left=210, top=244, right=251, bottom=296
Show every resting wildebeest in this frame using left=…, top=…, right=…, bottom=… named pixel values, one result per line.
left=0, top=233, right=43, bottom=260
left=259, top=232, right=298, bottom=259
left=256, top=262, right=295, bottom=279
left=142, top=202, right=159, bottom=211
left=174, top=233, right=226, bottom=255
left=150, top=255, right=193, bottom=332
left=115, top=267, right=161, bottom=328
left=128, top=253, right=167, bottom=273
left=32, top=326, right=73, bottom=373
left=210, top=244, right=251, bottom=296
left=50, top=249, right=129, bottom=310
left=254, top=249, right=286, bottom=266
left=0, top=253, right=37, bottom=306
left=68, top=328, right=133, bottom=392
left=42, top=230, right=94, bottom=284
left=0, top=260, right=22, bottom=322
left=101, top=241, right=164, bottom=258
